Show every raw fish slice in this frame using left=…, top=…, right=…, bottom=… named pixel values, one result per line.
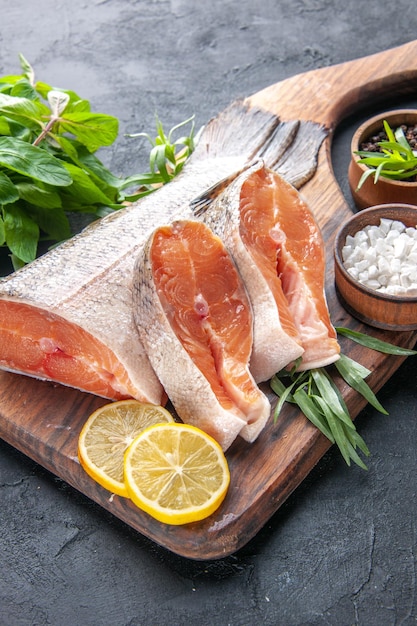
left=196, top=163, right=339, bottom=375
left=133, top=220, right=271, bottom=450
left=196, top=161, right=305, bottom=383
left=0, top=237, right=163, bottom=403
left=267, top=169, right=340, bottom=370
left=0, top=301, right=136, bottom=399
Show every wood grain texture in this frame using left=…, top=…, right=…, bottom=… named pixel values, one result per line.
left=1, top=41, right=417, bottom=560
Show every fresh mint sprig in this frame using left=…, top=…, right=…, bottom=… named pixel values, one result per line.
left=0, top=55, right=197, bottom=270
left=270, top=328, right=416, bottom=469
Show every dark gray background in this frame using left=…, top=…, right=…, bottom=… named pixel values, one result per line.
left=0, top=1, right=416, bottom=625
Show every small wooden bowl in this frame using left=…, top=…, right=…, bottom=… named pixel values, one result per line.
left=334, top=204, right=417, bottom=330
left=348, top=109, right=417, bottom=210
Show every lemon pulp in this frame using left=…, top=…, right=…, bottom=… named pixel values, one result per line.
left=78, top=400, right=174, bottom=497
left=124, top=422, right=230, bottom=525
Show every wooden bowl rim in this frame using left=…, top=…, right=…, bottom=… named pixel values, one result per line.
left=334, top=203, right=417, bottom=304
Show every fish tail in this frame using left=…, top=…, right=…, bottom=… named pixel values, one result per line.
left=189, top=101, right=328, bottom=217
left=274, top=120, right=328, bottom=188
left=190, top=100, right=282, bottom=164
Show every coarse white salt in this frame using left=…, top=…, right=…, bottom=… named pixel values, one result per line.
left=405, top=226, right=417, bottom=238
left=341, top=218, right=417, bottom=296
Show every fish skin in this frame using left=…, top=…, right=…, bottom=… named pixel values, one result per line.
left=195, top=161, right=305, bottom=383
left=0, top=101, right=316, bottom=402
left=132, top=219, right=271, bottom=451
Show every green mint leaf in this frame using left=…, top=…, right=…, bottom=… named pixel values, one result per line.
left=59, top=90, right=88, bottom=109
left=16, top=182, right=62, bottom=209
left=57, top=112, right=119, bottom=151
left=0, top=60, right=197, bottom=267
left=0, top=136, right=72, bottom=186
left=50, top=138, right=120, bottom=201
left=75, top=147, right=124, bottom=190
left=3, top=203, right=39, bottom=263
left=0, top=93, right=47, bottom=130
left=61, top=162, right=116, bottom=206
left=0, top=171, right=19, bottom=204
left=10, top=253, right=26, bottom=271
left=50, top=134, right=80, bottom=161
left=0, top=75, right=24, bottom=91
left=336, top=326, right=417, bottom=355
left=28, top=204, right=71, bottom=241
left=0, top=216, right=5, bottom=246
left=10, top=79, right=39, bottom=101
left=5, top=119, right=32, bottom=141
left=0, top=116, right=10, bottom=134
left=32, top=80, right=55, bottom=100
left=66, top=98, right=91, bottom=114
left=94, top=205, right=117, bottom=218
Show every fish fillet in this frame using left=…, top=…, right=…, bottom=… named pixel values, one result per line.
left=263, top=167, right=340, bottom=370
left=133, top=220, right=270, bottom=450
left=195, top=163, right=339, bottom=376
left=196, top=161, right=305, bottom=382
left=0, top=101, right=326, bottom=402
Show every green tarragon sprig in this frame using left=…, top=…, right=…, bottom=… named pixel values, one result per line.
left=270, top=328, right=416, bottom=469
left=355, top=119, right=417, bottom=189
left=0, top=54, right=196, bottom=270
left=126, top=114, right=198, bottom=190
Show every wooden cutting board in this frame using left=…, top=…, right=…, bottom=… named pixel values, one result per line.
left=1, top=41, right=417, bottom=560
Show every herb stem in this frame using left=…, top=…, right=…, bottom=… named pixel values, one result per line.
left=32, top=116, right=58, bottom=147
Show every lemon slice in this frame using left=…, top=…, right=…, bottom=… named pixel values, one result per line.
left=78, top=400, right=175, bottom=497
left=124, top=422, right=230, bottom=525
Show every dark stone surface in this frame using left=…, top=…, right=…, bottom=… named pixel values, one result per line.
left=0, top=1, right=416, bottom=625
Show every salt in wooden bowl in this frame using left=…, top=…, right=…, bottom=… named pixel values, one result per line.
left=334, top=204, right=417, bottom=330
